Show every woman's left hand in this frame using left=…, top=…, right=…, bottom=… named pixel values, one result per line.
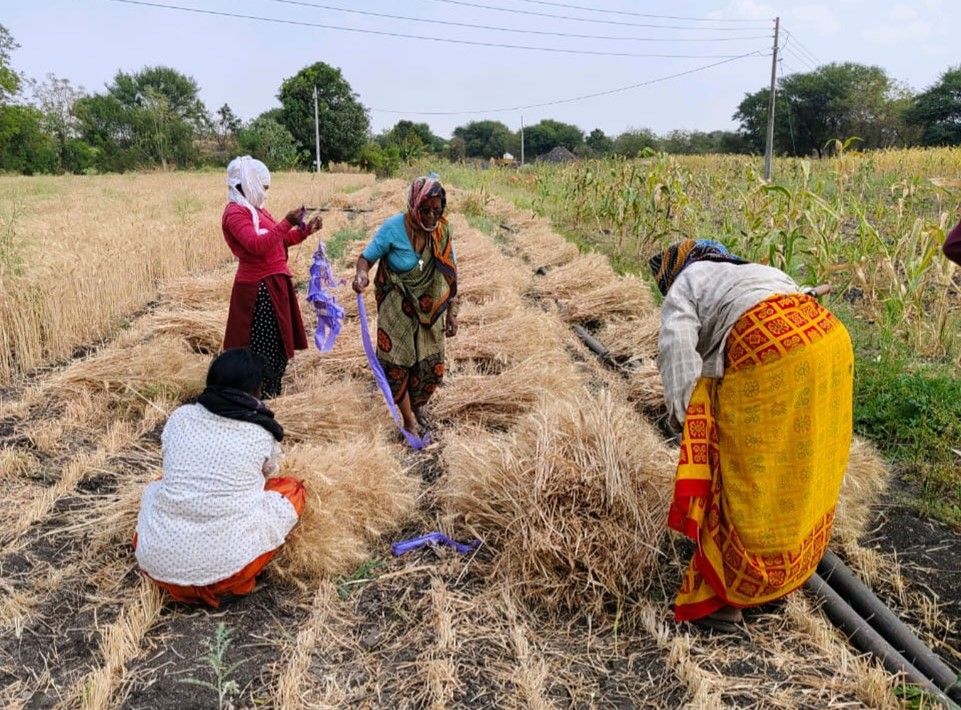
left=303, top=216, right=322, bottom=236
left=445, top=314, right=458, bottom=337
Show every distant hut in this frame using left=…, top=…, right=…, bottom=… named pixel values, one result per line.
left=538, top=146, right=577, bottom=163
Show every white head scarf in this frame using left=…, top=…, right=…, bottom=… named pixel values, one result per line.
left=226, top=156, right=271, bottom=235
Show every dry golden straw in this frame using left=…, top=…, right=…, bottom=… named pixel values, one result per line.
left=440, top=389, right=675, bottom=616
left=268, top=440, right=418, bottom=582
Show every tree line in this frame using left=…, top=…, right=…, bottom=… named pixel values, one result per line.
left=1, top=22, right=960, bottom=176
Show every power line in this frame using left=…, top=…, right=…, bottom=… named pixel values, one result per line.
left=778, top=58, right=798, bottom=155
left=369, top=50, right=766, bottom=115
left=419, top=0, right=772, bottom=31
left=109, top=0, right=764, bottom=58
left=781, top=28, right=820, bottom=66
left=265, top=0, right=771, bottom=43
left=515, top=0, right=771, bottom=23
left=784, top=45, right=816, bottom=72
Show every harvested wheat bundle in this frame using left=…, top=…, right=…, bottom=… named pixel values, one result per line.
left=597, top=315, right=661, bottom=360
left=52, top=337, right=208, bottom=410
left=528, top=253, right=613, bottom=300
left=145, top=308, right=226, bottom=355
left=160, top=270, right=233, bottom=309
left=514, top=224, right=580, bottom=270
left=432, top=354, right=580, bottom=429
left=624, top=361, right=666, bottom=415
left=440, top=389, right=675, bottom=616
left=556, top=277, right=654, bottom=324
left=269, top=440, right=418, bottom=581
left=833, top=436, right=891, bottom=547
left=270, top=374, right=386, bottom=444
left=449, top=232, right=529, bottom=304
left=448, top=299, right=565, bottom=370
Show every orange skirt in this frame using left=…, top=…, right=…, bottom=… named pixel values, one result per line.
left=136, top=476, right=306, bottom=608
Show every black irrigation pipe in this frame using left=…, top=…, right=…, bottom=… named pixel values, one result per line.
left=566, top=315, right=961, bottom=708
left=805, top=574, right=959, bottom=709
left=818, top=550, right=961, bottom=704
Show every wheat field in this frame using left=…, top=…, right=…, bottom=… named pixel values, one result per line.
left=0, top=171, right=374, bottom=383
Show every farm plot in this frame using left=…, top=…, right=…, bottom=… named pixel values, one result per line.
left=0, top=175, right=955, bottom=708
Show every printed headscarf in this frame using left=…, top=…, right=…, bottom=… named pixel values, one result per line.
left=649, top=238, right=748, bottom=295
left=226, top=156, right=271, bottom=235
left=407, top=174, right=447, bottom=232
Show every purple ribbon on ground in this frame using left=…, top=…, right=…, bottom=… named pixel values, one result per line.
left=306, top=239, right=344, bottom=352
left=391, top=532, right=481, bottom=557
left=357, top=292, right=429, bottom=450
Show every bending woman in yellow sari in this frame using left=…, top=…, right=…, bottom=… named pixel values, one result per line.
left=650, top=240, right=853, bottom=627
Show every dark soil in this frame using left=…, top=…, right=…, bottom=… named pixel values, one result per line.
left=866, top=499, right=961, bottom=663
left=121, top=584, right=309, bottom=710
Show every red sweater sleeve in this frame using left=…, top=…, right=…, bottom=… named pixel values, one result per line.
left=944, top=218, right=961, bottom=266
left=283, top=225, right=307, bottom=247
left=224, top=206, right=294, bottom=257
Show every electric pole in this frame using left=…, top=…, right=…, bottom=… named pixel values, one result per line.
left=520, top=114, right=525, bottom=166
left=763, top=16, right=780, bottom=181
left=313, top=85, right=321, bottom=174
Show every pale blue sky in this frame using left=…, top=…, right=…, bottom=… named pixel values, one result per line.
left=6, top=0, right=958, bottom=138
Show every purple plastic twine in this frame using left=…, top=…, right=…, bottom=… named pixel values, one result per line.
left=391, top=532, right=480, bottom=557
left=306, top=239, right=344, bottom=352
left=357, top=292, right=429, bottom=450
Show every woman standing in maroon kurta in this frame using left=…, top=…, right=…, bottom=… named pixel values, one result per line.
left=222, top=156, right=321, bottom=398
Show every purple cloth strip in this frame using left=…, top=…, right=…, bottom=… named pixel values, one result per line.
left=306, top=239, right=345, bottom=352
left=357, top=292, right=429, bottom=450
left=391, top=532, right=481, bottom=557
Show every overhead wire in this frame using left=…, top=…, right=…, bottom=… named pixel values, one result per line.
left=781, top=28, right=821, bottom=66
left=369, top=50, right=767, bottom=115
left=108, top=0, right=767, bottom=58
left=265, top=0, right=771, bottom=42
left=785, top=46, right=817, bottom=71
left=418, top=0, right=772, bottom=31
left=513, top=0, right=771, bottom=23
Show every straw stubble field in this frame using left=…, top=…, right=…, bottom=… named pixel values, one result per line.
left=0, top=172, right=957, bottom=708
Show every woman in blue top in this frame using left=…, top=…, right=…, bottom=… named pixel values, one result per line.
left=353, top=176, right=458, bottom=435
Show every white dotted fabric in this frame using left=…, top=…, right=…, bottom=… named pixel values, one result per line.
left=135, top=403, right=298, bottom=586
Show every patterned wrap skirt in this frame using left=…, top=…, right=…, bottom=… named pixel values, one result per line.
left=669, top=294, right=853, bottom=621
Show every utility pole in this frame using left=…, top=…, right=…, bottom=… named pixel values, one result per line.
left=520, top=114, right=525, bottom=166
left=763, top=16, right=780, bottom=181
left=313, top=85, right=321, bottom=174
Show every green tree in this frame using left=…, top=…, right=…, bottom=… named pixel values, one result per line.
left=0, top=105, right=58, bottom=174
left=452, top=120, right=515, bottom=159
left=93, top=66, right=208, bottom=169
left=659, top=129, right=750, bottom=155
left=906, top=66, right=961, bottom=146
left=380, top=120, right=444, bottom=163
left=447, top=135, right=466, bottom=162
left=0, top=24, right=20, bottom=103
left=585, top=128, right=613, bottom=156
left=523, top=119, right=583, bottom=157
left=108, top=65, right=208, bottom=128
left=73, top=94, right=140, bottom=172
left=214, top=103, right=241, bottom=150
left=29, top=74, right=87, bottom=171
left=237, top=116, right=303, bottom=170
left=356, top=141, right=401, bottom=177
left=612, top=128, right=659, bottom=157
left=277, top=63, right=369, bottom=166
left=735, top=63, right=911, bottom=157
